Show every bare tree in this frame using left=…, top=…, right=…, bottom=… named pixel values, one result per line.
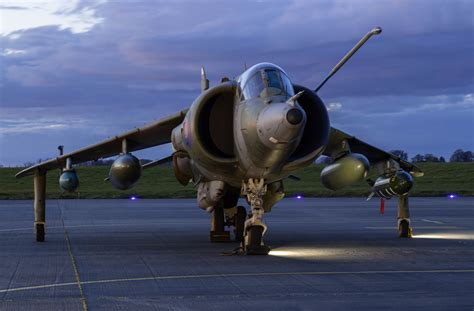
left=450, top=149, right=473, bottom=162
left=390, top=150, right=408, bottom=161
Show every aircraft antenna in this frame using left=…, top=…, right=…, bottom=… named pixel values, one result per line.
left=314, top=27, right=382, bottom=93
left=201, top=67, right=209, bottom=92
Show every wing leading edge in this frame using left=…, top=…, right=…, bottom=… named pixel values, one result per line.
left=323, top=127, right=423, bottom=177
left=16, top=109, right=188, bottom=178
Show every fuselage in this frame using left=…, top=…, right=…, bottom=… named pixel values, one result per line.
left=172, top=63, right=330, bottom=188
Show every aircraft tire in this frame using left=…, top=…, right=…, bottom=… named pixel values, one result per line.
left=245, top=226, right=270, bottom=255
left=211, top=206, right=225, bottom=232
left=398, top=219, right=410, bottom=238
left=36, top=223, right=45, bottom=242
left=247, top=225, right=264, bottom=246
left=234, top=206, right=247, bottom=242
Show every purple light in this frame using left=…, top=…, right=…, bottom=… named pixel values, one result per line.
left=296, top=195, right=303, bottom=200
left=447, top=194, right=457, bottom=199
left=130, top=196, right=137, bottom=201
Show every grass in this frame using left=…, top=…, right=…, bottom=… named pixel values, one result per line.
left=0, top=163, right=473, bottom=199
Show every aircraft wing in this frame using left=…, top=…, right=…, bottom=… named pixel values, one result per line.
left=16, top=109, right=188, bottom=178
left=323, top=127, right=423, bottom=177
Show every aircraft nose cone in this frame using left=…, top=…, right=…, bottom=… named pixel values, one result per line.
left=286, top=108, right=303, bottom=125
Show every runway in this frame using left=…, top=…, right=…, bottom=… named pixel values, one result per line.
left=0, top=197, right=473, bottom=310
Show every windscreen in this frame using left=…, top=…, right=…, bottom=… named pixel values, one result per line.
left=241, top=68, right=294, bottom=101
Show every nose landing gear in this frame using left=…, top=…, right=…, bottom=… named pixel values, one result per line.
left=241, top=179, right=271, bottom=255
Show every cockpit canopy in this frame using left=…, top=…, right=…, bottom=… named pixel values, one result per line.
left=239, top=63, right=294, bottom=101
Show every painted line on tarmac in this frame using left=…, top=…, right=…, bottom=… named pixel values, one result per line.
left=1, top=269, right=473, bottom=294
left=366, top=226, right=460, bottom=230
left=0, top=220, right=350, bottom=233
left=421, top=219, right=444, bottom=224
left=0, top=222, right=210, bottom=232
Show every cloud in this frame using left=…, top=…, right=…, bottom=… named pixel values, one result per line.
left=2, top=48, right=26, bottom=56
left=326, top=102, right=342, bottom=112
left=0, top=0, right=473, bottom=165
left=0, top=0, right=106, bottom=37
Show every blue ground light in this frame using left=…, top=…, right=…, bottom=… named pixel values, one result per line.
left=447, top=194, right=457, bottom=199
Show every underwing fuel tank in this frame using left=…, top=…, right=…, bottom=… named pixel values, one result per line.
left=59, top=170, right=79, bottom=192
left=321, top=153, right=370, bottom=190
left=109, top=154, right=142, bottom=190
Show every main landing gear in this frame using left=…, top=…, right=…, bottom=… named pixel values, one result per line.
left=210, top=196, right=247, bottom=243
left=210, top=179, right=271, bottom=255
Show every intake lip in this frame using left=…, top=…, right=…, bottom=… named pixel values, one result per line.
left=286, top=108, right=303, bottom=125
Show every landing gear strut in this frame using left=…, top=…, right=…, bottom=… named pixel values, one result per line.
left=397, top=195, right=412, bottom=238
left=34, top=171, right=46, bottom=242
left=241, top=179, right=270, bottom=255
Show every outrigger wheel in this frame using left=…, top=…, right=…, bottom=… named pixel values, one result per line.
left=398, top=219, right=412, bottom=238
left=244, top=225, right=271, bottom=255
left=35, top=223, right=45, bottom=242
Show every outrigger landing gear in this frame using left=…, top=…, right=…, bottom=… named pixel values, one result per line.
left=34, top=171, right=46, bottom=242
left=397, top=195, right=412, bottom=238
left=241, top=179, right=270, bottom=255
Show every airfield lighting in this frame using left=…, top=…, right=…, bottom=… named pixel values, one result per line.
left=296, top=195, right=303, bottom=200
left=130, top=196, right=137, bottom=201
left=447, top=194, right=457, bottom=199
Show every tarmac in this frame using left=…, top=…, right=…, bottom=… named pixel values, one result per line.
left=0, top=197, right=473, bottom=310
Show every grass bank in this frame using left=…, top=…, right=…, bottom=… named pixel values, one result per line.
left=0, top=163, right=472, bottom=199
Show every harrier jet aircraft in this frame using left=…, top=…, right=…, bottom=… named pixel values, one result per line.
left=17, top=27, right=423, bottom=255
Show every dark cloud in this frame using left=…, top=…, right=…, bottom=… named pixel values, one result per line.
left=0, top=0, right=473, bottom=166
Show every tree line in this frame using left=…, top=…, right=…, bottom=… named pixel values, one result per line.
left=390, top=149, right=473, bottom=163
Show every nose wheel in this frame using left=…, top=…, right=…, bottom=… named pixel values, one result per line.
left=244, top=225, right=271, bottom=255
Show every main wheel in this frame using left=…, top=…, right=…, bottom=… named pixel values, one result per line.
left=35, top=223, right=45, bottom=242
left=398, top=219, right=410, bottom=238
left=211, top=205, right=225, bottom=232
left=234, top=206, right=247, bottom=242
left=210, top=205, right=230, bottom=242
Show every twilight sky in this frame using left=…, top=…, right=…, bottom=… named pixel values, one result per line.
left=0, top=0, right=473, bottom=166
